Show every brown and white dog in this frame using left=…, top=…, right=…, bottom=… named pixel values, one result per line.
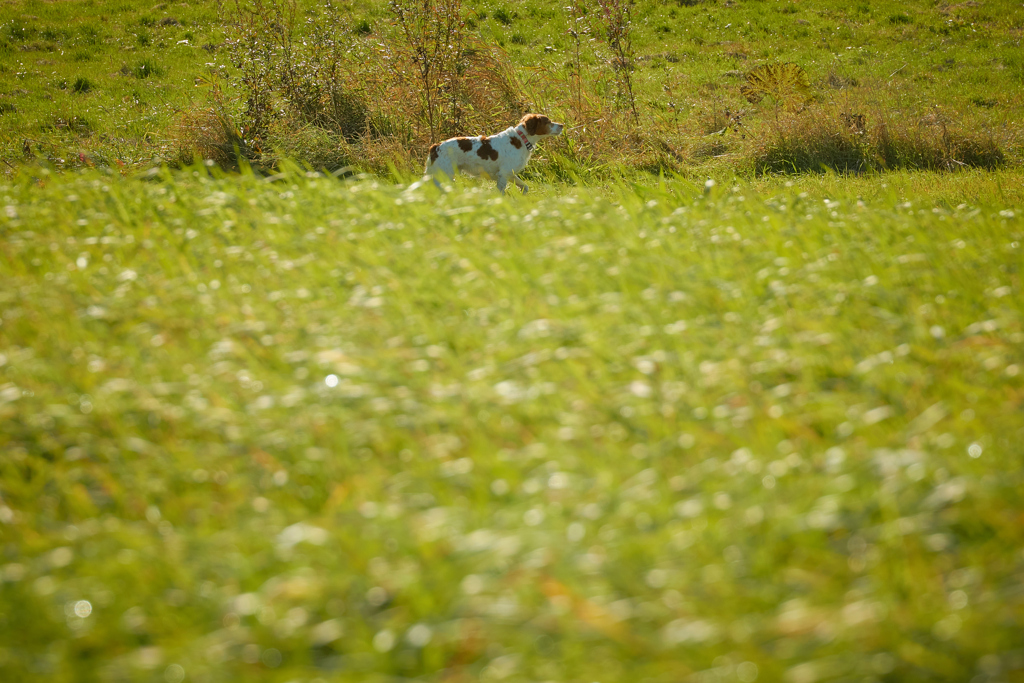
left=425, top=114, right=564, bottom=194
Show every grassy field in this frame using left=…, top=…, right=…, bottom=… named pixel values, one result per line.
left=0, top=0, right=226, bottom=170
left=1, top=0, right=1022, bottom=175
left=2, top=0, right=1024, bottom=681
left=1, top=166, right=1022, bottom=681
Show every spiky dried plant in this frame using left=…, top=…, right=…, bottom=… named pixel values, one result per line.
left=740, top=62, right=811, bottom=109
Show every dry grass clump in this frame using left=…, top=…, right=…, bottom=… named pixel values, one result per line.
left=263, top=121, right=353, bottom=172
left=744, top=107, right=870, bottom=174
left=460, top=47, right=531, bottom=132
left=170, top=107, right=250, bottom=168
left=350, top=132, right=421, bottom=179
left=287, top=84, right=371, bottom=142
left=873, top=113, right=1005, bottom=171
left=745, top=104, right=1005, bottom=175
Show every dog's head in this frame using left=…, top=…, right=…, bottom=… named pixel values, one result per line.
left=520, top=114, right=564, bottom=138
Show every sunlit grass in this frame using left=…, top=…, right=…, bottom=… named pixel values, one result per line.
left=0, top=167, right=1022, bottom=681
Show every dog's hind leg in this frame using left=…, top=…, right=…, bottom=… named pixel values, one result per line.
left=427, top=158, right=455, bottom=191
left=512, top=174, right=529, bottom=194
left=426, top=144, right=456, bottom=190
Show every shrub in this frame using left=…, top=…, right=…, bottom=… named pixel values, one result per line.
left=221, top=0, right=373, bottom=145
left=386, top=0, right=468, bottom=140
left=594, top=0, right=639, bottom=123
left=566, top=0, right=590, bottom=118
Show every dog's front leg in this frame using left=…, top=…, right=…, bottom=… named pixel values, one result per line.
left=513, top=174, right=529, bottom=194
left=496, top=175, right=509, bottom=195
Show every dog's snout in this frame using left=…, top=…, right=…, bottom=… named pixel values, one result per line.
left=552, top=123, right=564, bottom=135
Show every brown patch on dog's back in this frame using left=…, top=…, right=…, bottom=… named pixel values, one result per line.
left=457, top=138, right=473, bottom=152
left=510, top=136, right=522, bottom=149
left=477, top=136, right=499, bottom=161
left=429, top=143, right=440, bottom=163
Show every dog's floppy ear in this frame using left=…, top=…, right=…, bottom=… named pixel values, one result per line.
left=521, top=114, right=553, bottom=136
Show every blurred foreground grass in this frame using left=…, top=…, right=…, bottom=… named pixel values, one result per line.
left=1, top=168, right=1023, bottom=682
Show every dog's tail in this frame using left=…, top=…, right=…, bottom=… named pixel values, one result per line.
left=425, top=143, right=440, bottom=174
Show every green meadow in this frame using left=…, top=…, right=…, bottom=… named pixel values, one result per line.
left=2, top=0, right=1024, bottom=681
left=1, top=167, right=1022, bottom=681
